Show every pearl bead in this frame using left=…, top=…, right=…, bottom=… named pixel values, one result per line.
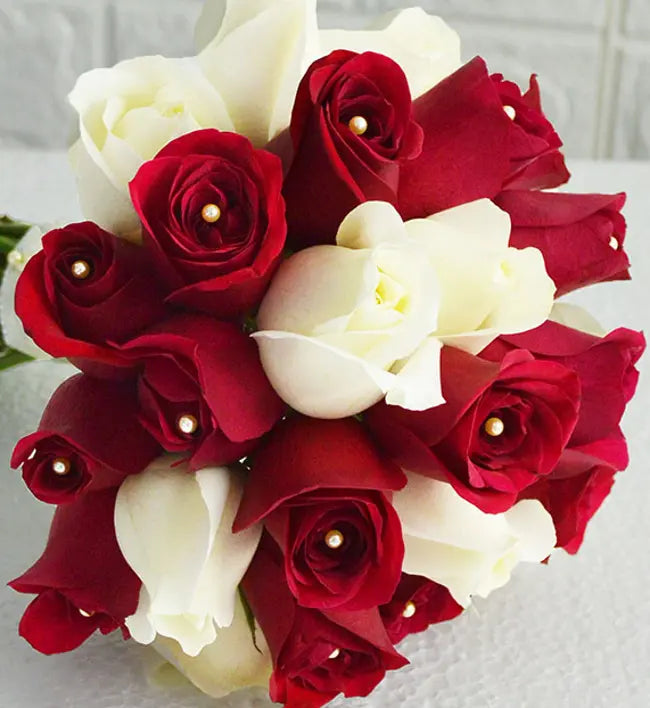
left=348, top=116, right=369, bottom=136
left=78, top=609, right=94, bottom=618
left=325, top=529, right=344, bottom=549
left=71, top=260, right=91, bottom=280
left=609, top=235, right=619, bottom=250
left=329, top=648, right=341, bottom=660
left=503, top=105, right=517, bottom=120
left=177, top=414, right=199, bottom=436
left=201, top=203, right=222, bottom=223
left=484, top=417, right=505, bottom=437
left=52, top=458, right=71, bottom=476
left=7, top=249, right=24, bottom=270
left=402, top=601, right=417, bottom=619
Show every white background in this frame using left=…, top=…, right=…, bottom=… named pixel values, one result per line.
left=1, top=0, right=650, bottom=158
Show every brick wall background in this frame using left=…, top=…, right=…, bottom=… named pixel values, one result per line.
left=1, top=0, right=649, bottom=158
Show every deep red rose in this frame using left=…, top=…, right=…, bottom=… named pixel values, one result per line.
left=11, top=374, right=160, bottom=504
left=130, top=129, right=286, bottom=317
left=282, top=50, right=423, bottom=248
left=235, top=416, right=406, bottom=611
left=492, top=73, right=570, bottom=191
left=242, top=535, right=408, bottom=708
left=494, top=191, right=630, bottom=296
left=9, top=489, right=140, bottom=654
left=120, top=314, right=284, bottom=469
left=366, top=347, right=580, bottom=514
left=380, top=574, right=463, bottom=644
left=15, top=222, right=166, bottom=375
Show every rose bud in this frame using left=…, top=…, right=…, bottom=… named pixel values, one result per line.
left=130, top=128, right=286, bottom=318
left=494, top=190, right=630, bottom=296
left=235, top=416, right=406, bottom=611
left=380, top=574, right=463, bottom=644
left=242, top=535, right=408, bottom=708
left=9, top=489, right=141, bottom=655
left=282, top=50, right=423, bottom=248
left=120, top=314, right=285, bottom=469
left=492, top=73, right=570, bottom=191
left=366, top=347, right=581, bottom=514
left=14, top=222, right=167, bottom=375
left=11, top=374, right=161, bottom=504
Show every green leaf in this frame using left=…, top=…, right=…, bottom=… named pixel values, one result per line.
left=0, top=215, right=30, bottom=240
left=0, top=348, right=33, bottom=371
left=239, top=588, right=262, bottom=654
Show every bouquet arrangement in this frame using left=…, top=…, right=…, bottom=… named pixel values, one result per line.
left=2, top=1, right=644, bottom=706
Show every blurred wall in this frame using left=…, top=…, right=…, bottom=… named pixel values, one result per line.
left=1, top=0, right=649, bottom=158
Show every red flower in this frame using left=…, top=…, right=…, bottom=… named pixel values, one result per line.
left=15, top=222, right=166, bottom=376
left=242, top=536, right=408, bottom=708
left=380, top=574, right=463, bottom=644
left=282, top=50, right=423, bottom=248
left=130, top=129, right=286, bottom=317
left=235, top=416, right=406, bottom=611
left=11, top=374, right=160, bottom=504
left=366, top=347, right=580, bottom=514
left=492, top=73, right=570, bottom=191
left=9, top=490, right=140, bottom=655
left=120, top=314, right=285, bottom=469
left=495, top=190, right=630, bottom=296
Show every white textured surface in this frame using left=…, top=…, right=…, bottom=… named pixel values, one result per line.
left=1, top=0, right=650, bottom=157
left=1, top=154, right=650, bottom=707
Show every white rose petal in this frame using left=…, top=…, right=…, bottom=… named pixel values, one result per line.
left=550, top=301, right=606, bottom=337
left=395, top=472, right=557, bottom=607
left=114, top=457, right=261, bottom=657
left=68, top=55, right=234, bottom=237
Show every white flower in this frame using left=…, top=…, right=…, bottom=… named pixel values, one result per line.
left=395, top=472, right=557, bottom=606
left=197, top=0, right=461, bottom=145
left=254, top=199, right=554, bottom=419
left=68, top=55, right=234, bottom=238
left=114, top=457, right=261, bottom=657
left=152, top=593, right=272, bottom=699
left=254, top=201, right=443, bottom=419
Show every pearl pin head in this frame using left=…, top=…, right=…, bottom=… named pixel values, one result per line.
left=329, top=648, right=341, bottom=660
left=325, top=529, right=344, bottom=549
left=484, top=417, right=505, bottom=437
left=348, top=116, right=369, bottom=136
left=402, top=601, right=417, bottom=619
left=609, top=235, right=619, bottom=250
left=503, top=105, right=517, bottom=120
left=202, top=203, right=222, bottom=224
left=177, top=414, right=199, bottom=436
left=52, top=457, right=71, bottom=476
left=71, top=260, right=91, bottom=280
left=79, top=609, right=95, bottom=618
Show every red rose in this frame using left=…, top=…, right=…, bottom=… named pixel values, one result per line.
left=380, top=574, right=463, bottom=644
left=492, top=73, right=570, bottom=191
left=494, top=191, right=630, bottom=295
left=282, top=50, right=423, bottom=248
left=15, top=222, right=166, bottom=375
left=120, top=314, right=284, bottom=469
left=9, top=489, right=140, bottom=654
left=235, top=416, right=406, bottom=611
left=130, top=129, right=286, bottom=317
left=242, top=536, right=408, bottom=708
left=11, top=374, right=160, bottom=504
left=366, top=347, right=580, bottom=513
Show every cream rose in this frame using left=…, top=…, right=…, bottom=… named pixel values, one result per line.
left=395, top=472, right=557, bottom=606
left=68, top=55, right=234, bottom=237
left=114, top=457, right=261, bottom=657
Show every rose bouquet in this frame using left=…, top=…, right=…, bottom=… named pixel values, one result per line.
left=1, top=1, right=645, bottom=706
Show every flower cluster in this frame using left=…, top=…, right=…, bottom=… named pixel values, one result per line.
left=5, top=1, right=644, bottom=707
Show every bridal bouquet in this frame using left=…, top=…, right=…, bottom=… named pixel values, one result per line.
left=2, top=1, right=644, bottom=706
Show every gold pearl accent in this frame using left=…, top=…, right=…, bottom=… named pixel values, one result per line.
left=484, top=417, right=505, bottom=437
left=201, top=203, right=222, bottom=223
left=609, top=235, right=619, bottom=250
left=329, top=648, right=341, bottom=660
left=348, top=116, right=369, bottom=136
left=78, top=609, right=95, bottom=618
left=7, top=249, right=25, bottom=270
left=325, top=529, right=344, bottom=549
left=71, top=260, right=91, bottom=280
left=52, top=458, right=71, bottom=476
left=177, top=414, right=199, bottom=436
left=402, top=601, right=417, bottom=619
left=503, top=105, right=517, bottom=120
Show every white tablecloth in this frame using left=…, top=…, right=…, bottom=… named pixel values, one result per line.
left=1, top=152, right=648, bottom=708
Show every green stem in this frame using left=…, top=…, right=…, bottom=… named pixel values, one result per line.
left=0, top=348, right=33, bottom=371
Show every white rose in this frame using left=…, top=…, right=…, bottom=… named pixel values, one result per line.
left=68, top=55, right=234, bottom=238
left=395, top=472, right=557, bottom=606
left=152, top=593, right=272, bottom=699
left=254, top=201, right=443, bottom=419
left=197, top=0, right=460, bottom=145
left=114, top=457, right=261, bottom=657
